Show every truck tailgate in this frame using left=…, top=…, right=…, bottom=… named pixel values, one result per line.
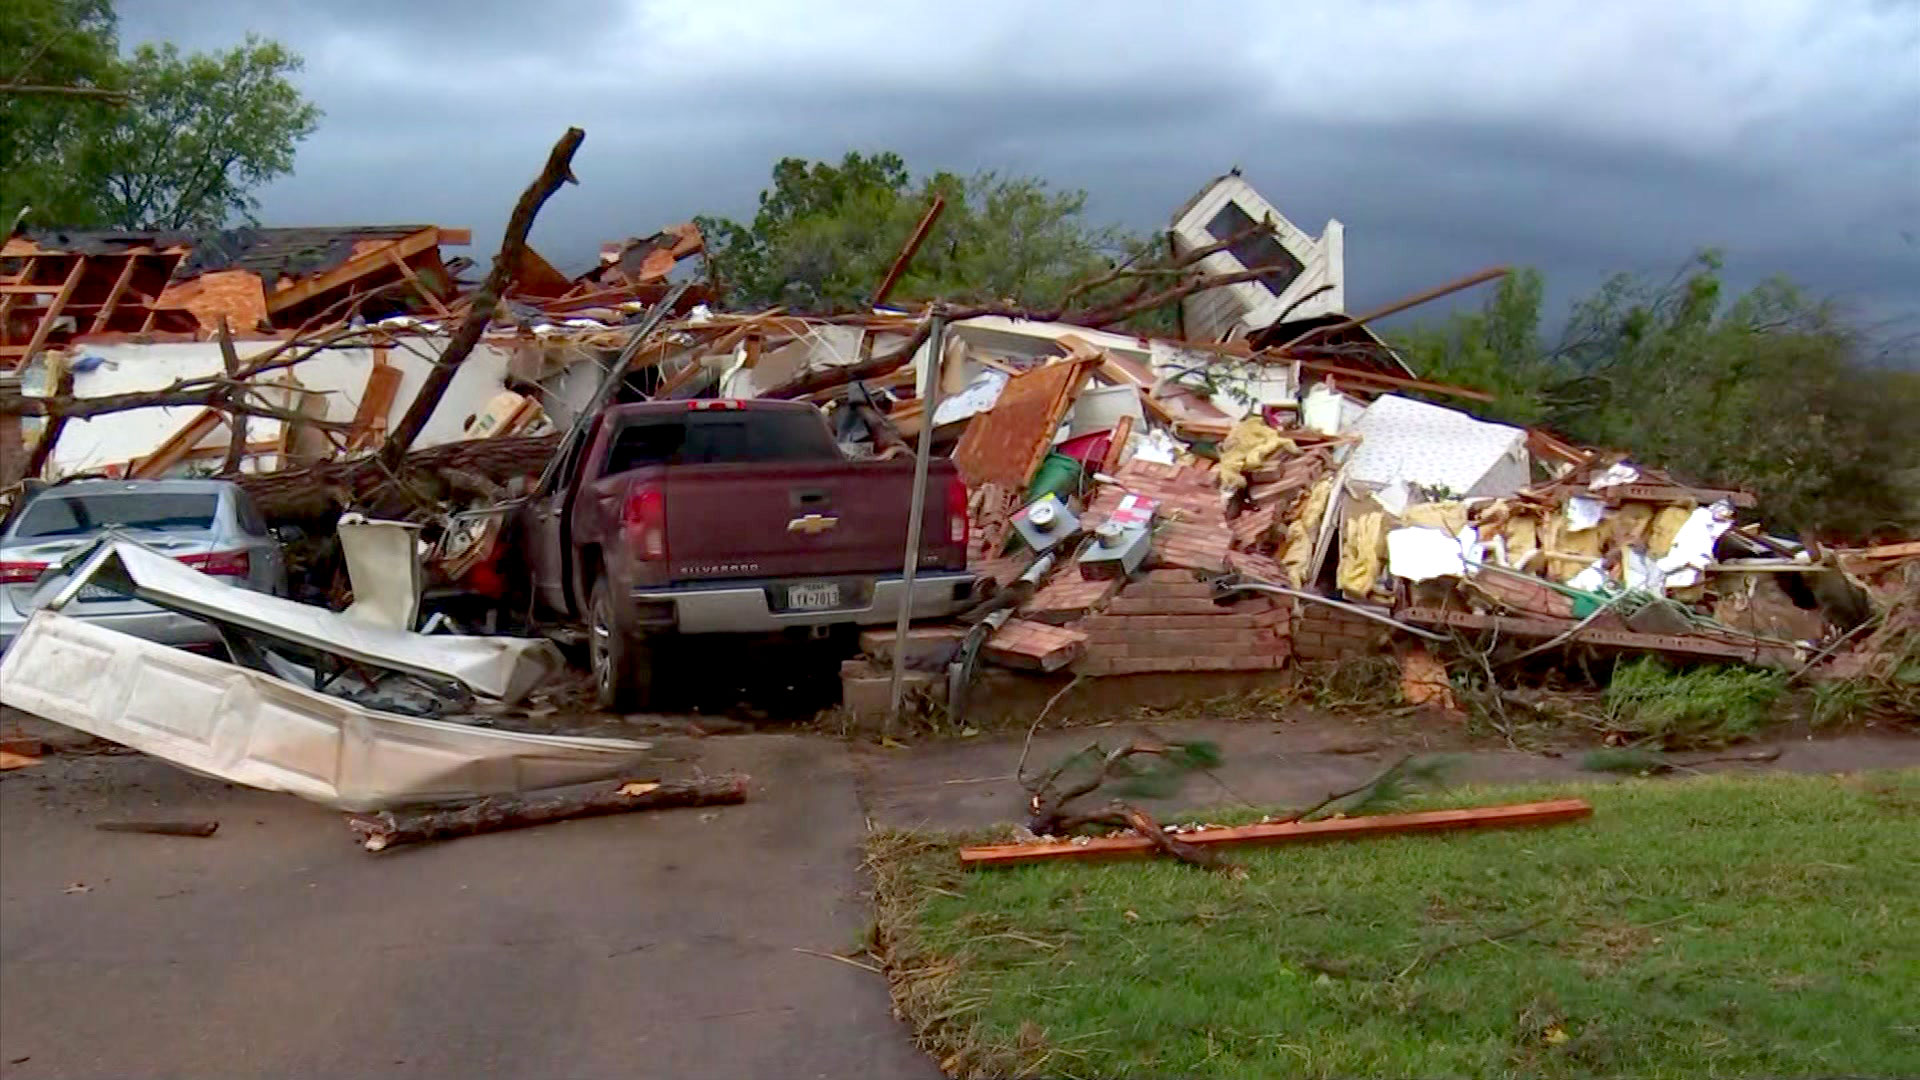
left=660, top=459, right=959, bottom=583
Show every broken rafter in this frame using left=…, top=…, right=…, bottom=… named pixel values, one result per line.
left=17, top=258, right=84, bottom=367
left=1274, top=266, right=1509, bottom=351
left=872, top=194, right=946, bottom=308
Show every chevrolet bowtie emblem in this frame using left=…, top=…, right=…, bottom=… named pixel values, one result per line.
left=787, top=513, right=839, bottom=534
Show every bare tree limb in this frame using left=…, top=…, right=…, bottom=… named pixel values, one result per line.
left=382, top=127, right=585, bottom=464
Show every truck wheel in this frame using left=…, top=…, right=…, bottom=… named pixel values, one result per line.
left=589, top=577, right=653, bottom=711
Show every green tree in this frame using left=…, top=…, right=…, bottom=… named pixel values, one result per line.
left=0, top=0, right=121, bottom=226
left=80, top=37, right=320, bottom=228
left=1398, top=254, right=1920, bottom=538
left=1, top=5, right=320, bottom=230
left=699, top=151, right=1132, bottom=313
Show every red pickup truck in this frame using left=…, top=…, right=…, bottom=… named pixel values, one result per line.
left=521, top=399, right=975, bottom=708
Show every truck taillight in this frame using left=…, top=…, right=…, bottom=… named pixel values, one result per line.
left=946, top=475, right=969, bottom=546
left=177, top=550, right=250, bottom=578
left=622, top=486, right=668, bottom=561
left=0, top=561, right=48, bottom=585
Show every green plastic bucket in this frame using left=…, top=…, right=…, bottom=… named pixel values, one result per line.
left=1026, top=451, right=1083, bottom=503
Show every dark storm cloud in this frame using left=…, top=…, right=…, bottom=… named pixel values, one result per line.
left=117, top=0, right=1919, bottom=331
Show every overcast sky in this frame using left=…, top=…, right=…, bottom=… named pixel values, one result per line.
left=121, top=0, right=1919, bottom=338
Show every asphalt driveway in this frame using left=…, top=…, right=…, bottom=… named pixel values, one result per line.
left=0, top=732, right=937, bottom=1080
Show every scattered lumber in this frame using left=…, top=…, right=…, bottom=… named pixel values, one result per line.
left=959, top=798, right=1593, bottom=867
left=347, top=774, right=749, bottom=852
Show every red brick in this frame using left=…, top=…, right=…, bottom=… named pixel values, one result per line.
left=1119, top=579, right=1216, bottom=601
left=1107, top=596, right=1221, bottom=616
left=985, top=619, right=1087, bottom=672
left=1022, top=571, right=1120, bottom=624
left=1112, top=656, right=1195, bottom=673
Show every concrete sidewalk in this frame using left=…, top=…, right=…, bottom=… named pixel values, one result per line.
left=851, top=718, right=1920, bottom=831
left=0, top=733, right=937, bottom=1080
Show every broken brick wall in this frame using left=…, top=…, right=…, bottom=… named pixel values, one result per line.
left=1291, top=602, right=1383, bottom=661
left=1073, top=570, right=1290, bottom=675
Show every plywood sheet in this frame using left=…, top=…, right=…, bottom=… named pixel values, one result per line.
left=952, top=356, right=1096, bottom=492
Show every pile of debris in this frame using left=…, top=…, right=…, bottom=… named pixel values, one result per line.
left=3, top=131, right=1911, bottom=739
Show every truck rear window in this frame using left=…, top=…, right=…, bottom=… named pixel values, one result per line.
left=604, top=411, right=840, bottom=472
left=13, top=492, right=220, bottom=538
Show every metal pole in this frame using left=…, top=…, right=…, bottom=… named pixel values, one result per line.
left=886, top=311, right=946, bottom=731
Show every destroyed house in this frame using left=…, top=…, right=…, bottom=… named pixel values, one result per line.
left=0, top=224, right=471, bottom=365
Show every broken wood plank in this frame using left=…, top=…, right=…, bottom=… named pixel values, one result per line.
left=95, top=820, right=219, bottom=838
left=1099, top=413, right=1135, bottom=474
left=385, top=247, right=453, bottom=318
left=872, top=194, right=946, bottom=307
left=1841, top=541, right=1920, bottom=561
left=346, top=361, right=404, bottom=450
left=1397, top=606, right=1795, bottom=664
left=953, top=355, right=1098, bottom=491
left=1287, top=357, right=1496, bottom=402
left=347, top=774, right=749, bottom=852
left=960, top=798, right=1593, bottom=867
left=131, top=407, right=224, bottom=479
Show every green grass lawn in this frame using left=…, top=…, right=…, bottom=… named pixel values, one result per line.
left=869, top=772, right=1920, bottom=1079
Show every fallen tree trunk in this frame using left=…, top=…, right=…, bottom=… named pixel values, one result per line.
left=346, top=774, right=749, bottom=852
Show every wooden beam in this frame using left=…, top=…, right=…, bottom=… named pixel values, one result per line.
left=1288, top=357, right=1497, bottom=402
left=385, top=248, right=453, bottom=318
left=131, top=407, right=225, bottom=478
left=17, top=258, right=86, bottom=366
left=436, top=228, right=472, bottom=246
left=1396, top=606, right=1795, bottom=664
left=347, top=359, right=404, bottom=450
left=89, top=255, right=141, bottom=334
left=0, top=255, right=34, bottom=329
left=872, top=194, right=946, bottom=308
left=265, top=228, right=441, bottom=315
left=960, top=799, right=1594, bottom=867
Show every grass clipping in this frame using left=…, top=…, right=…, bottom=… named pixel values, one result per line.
left=867, top=772, right=1920, bottom=1080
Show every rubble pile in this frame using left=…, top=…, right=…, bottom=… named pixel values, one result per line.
left=3, top=153, right=1912, bottom=735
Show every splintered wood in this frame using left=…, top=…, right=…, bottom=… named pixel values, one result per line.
left=954, top=355, right=1097, bottom=492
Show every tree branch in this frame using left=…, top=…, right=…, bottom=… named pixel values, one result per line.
left=382, top=127, right=585, bottom=464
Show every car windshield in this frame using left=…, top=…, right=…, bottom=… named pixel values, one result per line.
left=13, top=492, right=220, bottom=539
left=605, top=410, right=840, bottom=472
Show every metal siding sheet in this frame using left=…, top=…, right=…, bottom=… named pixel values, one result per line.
left=0, top=612, right=653, bottom=810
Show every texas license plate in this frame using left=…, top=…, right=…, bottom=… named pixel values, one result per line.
left=787, top=582, right=841, bottom=610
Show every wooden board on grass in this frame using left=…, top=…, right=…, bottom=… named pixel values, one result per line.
left=960, top=798, right=1593, bottom=867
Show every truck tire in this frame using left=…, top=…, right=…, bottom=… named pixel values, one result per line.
left=589, top=577, right=653, bottom=711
